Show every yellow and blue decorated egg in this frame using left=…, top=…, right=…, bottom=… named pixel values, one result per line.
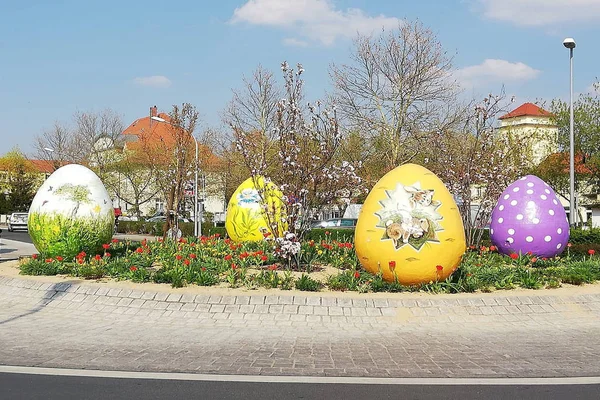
left=225, top=177, right=286, bottom=241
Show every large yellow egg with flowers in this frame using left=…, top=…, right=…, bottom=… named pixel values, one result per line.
left=355, top=164, right=466, bottom=285
left=225, top=176, right=287, bottom=242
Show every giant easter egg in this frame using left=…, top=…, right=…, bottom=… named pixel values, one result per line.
left=355, top=164, right=466, bottom=285
left=225, top=177, right=286, bottom=242
left=490, top=175, right=569, bottom=258
left=28, top=164, right=114, bottom=258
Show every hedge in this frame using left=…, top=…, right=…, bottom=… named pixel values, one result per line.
left=116, top=221, right=226, bottom=238
left=115, top=224, right=600, bottom=247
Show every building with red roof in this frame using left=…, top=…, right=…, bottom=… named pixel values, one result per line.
left=498, top=102, right=558, bottom=166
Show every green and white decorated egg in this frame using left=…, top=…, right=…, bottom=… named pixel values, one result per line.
left=28, top=164, right=114, bottom=258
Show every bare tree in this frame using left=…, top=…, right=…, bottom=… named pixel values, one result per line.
left=33, top=109, right=124, bottom=172
left=140, top=103, right=199, bottom=238
left=330, top=20, right=461, bottom=178
left=33, top=122, right=75, bottom=170
left=222, top=65, right=283, bottom=179
left=102, top=150, right=161, bottom=218
left=73, top=109, right=125, bottom=172
left=223, top=65, right=282, bottom=137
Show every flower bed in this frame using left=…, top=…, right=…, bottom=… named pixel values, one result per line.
left=18, top=233, right=600, bottom=293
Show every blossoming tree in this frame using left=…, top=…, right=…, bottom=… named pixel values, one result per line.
left=228, top=62, right=364, bottom=262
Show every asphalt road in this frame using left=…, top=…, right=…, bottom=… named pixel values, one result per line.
left=0, top=228, right=32, bottom=243
left=1, top=373, right=599, bottom=400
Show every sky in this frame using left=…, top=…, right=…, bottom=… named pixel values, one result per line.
left=1, top=0, right=599, bottom=157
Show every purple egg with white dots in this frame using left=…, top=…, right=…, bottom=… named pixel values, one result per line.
left=490, top=175, right=569, bottom=258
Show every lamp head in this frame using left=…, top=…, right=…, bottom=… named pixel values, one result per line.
left=563, top=37, right=576, bottom=49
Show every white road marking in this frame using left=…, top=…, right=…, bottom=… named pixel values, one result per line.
left=0, top=365, right=599, bottom=385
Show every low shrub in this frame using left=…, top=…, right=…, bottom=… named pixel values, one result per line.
left=295, top=273, right=322, bottom=291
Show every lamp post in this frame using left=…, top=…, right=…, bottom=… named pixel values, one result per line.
left=151, top=116, right=201, bottom=237
left=563, top=37, right=576, bottom=225
left=43, top=147, right=58, bottom=173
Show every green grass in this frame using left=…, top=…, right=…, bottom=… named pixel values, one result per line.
left=28, top=211, right=113, bottom=259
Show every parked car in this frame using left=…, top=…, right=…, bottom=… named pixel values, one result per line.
left=8, top=212, right=29, bottom=232
left=147, top=216, right=191, bottom=223
left=310, top=218, right=358, bottom=229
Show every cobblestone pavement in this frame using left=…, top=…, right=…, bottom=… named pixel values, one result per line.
left=1, top=275, right=600, bottom=378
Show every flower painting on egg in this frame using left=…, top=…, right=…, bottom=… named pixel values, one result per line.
left=375, top=182, right=443, bottom=251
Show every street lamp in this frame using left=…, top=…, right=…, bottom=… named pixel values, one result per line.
left=43, top=147, right=59, bottom=172
left=151, top=116, right=201, bottom=237
left=563, top=37, right=576, bottom=225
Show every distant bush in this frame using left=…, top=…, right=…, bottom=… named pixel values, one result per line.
left=302, top=228, right=355, bottom=242
left=570, top=228, right=600, bottom=245
left=117, top=221, right=227, bottom=238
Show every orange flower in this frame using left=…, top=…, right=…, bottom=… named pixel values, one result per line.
left=56, top=256, right=63, bottom=262
left=77, top=259, right=84, bottom=265
left=189, top=253, right=197, bottom=259
left=436, top=265, right=443, bottom=272
left=509, top=253, right=519, bottom=260
left=268, top=264, right=278, bottom=271
left=231, top=263, right=238, bottom=270
left=183, top=259, right=190, bottom=266
left=141, top=239, right=147, bottom=246
left=45, top=258, right=53, bottom=263
left=389, top=261, right=396, bottom=271
left=94, top=254, right=102, bottom=261
left=135, top=247, right=144, bottom=254
left=531, top=257, right=537, bottom=263
left=102, top=244, right=110, bottom=250
left=354, top=271, right=360, bottom=279
left=261, top=255, right=268, bottom=262
left=175, top=255, right=183, bottom=261
left=129, top=266, right=138, bottom=271
left=489, top=245, right=497, bottom=252
left=567, top=243, right=572, bottom=248
left=112, top=239, right=119, bottom=243
left=224, top=254, right=232, bottom=261
left=589, top=249, right=596, bottom=255
left=32, top=254, right=38, bottom=260
left=104, top=252, right=111, bottom=258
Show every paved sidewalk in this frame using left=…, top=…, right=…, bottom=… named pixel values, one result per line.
left=2, top=271, right=600, bottom=378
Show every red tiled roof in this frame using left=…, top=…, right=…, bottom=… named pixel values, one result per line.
left=29, top=159, right=55, bottom=174
left=122, top=108, right=224, bottom=170
left=499, top=103, right=553, bottom=120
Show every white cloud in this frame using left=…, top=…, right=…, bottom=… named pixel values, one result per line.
left=231, top=0, right=400, bottom=45
left=282, top=37, right=309, bottom=47
left=454, top=59, right=541, bottom=90
left=474, top=0, right=600, bottom=26
left=133, top=75, right=172, bottom=88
